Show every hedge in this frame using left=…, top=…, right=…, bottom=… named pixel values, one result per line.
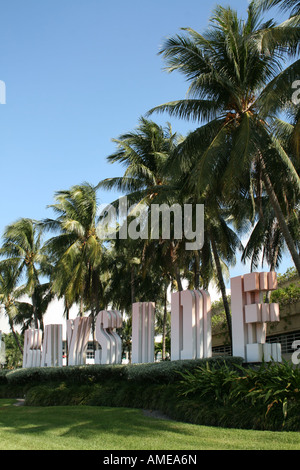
left=3, top=356, right=243, bottom=388
left=0, top=370, right=9, bottom=385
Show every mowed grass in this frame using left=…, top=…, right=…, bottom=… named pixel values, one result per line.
left=0, top=399, right=300, bottom=450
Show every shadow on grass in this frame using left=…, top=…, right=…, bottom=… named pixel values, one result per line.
left=0, top=404, right=199, bottom=448
left=1, top=402, right=300, bottom=450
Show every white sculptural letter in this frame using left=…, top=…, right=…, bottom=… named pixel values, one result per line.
left=67, top=317, right=92, bottom=366
left=231, top=272, right=281, bottom=363
left=132, top=302, right=155, bottom=363
left=41, top=324, right=63, bottom=367
left=0, top=80, right=6, bottom=104
left=171, top=289, right=212, bottom=361
left=94, top=309, right=123, bottom=364
left=23, top=329, right=43, bottom=368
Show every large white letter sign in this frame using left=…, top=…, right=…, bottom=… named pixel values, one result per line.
left=132, top=302, right=155, bottom=363
left=41, top=324, right=63, bottom=367
left=67, top=317, right=92, bottom=366
left=171, top=289, right=212, bottom=361
left=94, top=310, right=123, bottom=364
left=23, top=329, right=43, bottom=368
left=231, top=272, right=281, bottom=363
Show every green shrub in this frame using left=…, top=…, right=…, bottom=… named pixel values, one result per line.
left=229, top=360, right=300, bottom=421
left=177, top=359, right=300, bottom=430
left=270, top=283, right=300, bottom=306
left=125, top=357, right=242, bottom=384
left=5, top=356, right=243, bottom=388
left=5, top=364, right=126, bottom=387
left=0, top=370, right=9, bottom=385
left=25, top=383, right=95, bottom=406
left=177, top=360, right=241, bottom=406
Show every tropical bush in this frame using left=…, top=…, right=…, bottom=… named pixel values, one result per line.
left=177, top=360, right=300, bottom=430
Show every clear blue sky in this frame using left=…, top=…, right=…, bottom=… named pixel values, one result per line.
left=0, top=0, right=293, bottom=280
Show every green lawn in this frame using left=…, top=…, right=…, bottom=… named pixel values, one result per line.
left=0, top=399, right=300, bottom=450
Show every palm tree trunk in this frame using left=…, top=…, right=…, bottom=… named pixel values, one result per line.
left=209, top=230, right=233, bottom=347
left=266, top=246, right=280, bottom=303
left=194, top=251, right=200, bottom=289
left=175, top=268, right=183, bottom=291
left=170, top=241, right=183, bottom=291
left=131, top=266, right=135, bottom=304
left=32, top=291, right=39, bottom=329
left=260, top=156, right=300, bottom=276
left=9, top=319, right=23, bottom=355
left=80, top=297, right=84, bottom=317
left=64, top=301, right=70, bottom=366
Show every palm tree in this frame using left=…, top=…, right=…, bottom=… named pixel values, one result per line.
left=98, top=117, right=186, bottom=291
left=43, top=183, right=104, bottom=319
left=98, top=118, right=192, bottom=357
left=100, top=116, right=243, bottom=347
left=0, top=262, right=24, bottom=355
left=15, top=282, right=55, bottom=332
left=148, top=4, right=300, bottom=275
left=98, top=117, right=181, bottom=200
left=42, top=183, right=105, bottom=361
left=252, top=0, right=300, bottom=56
left=0, top=218, right=50, bottom=329
left=252, top=0, right=300, bottom=157
left=178, top=179, right=243, bottom=347
left=104, top=238, right=142, bottom=311
left=241, top=193, right=299, bottom=269
left=254, top=0, right=299, bottom=20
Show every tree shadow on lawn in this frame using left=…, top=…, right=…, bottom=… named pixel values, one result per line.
left=0, top=405, right=199, bottom=448
left=2, top=403, right=300, bottom=450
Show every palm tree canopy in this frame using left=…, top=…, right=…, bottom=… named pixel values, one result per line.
left=97, top=117, right=182, bottom=202
left=0, top=261, right=22, bottom=308
left=0, top=218, right=49, bottom=293
left=254, top=0, right=300, bottom=18
left=43, top=183, right=104, bottom=312
left=147, top=4, right=299, bottom=194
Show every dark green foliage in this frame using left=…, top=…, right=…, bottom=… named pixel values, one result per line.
left=229, top=360, right=300, bottom=419
left=5, top=364, right=126, bottom=387
left=0, top=370, right=9, bottom=385
left=177, top=360, right=300, bottom=430
left=124, top=357, right=243, bottom=384
left=270, top=283, right=300, bottom=305
left=5, top=356, right=243, bottom=388
left=177, top=360, right=240, bottom=406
